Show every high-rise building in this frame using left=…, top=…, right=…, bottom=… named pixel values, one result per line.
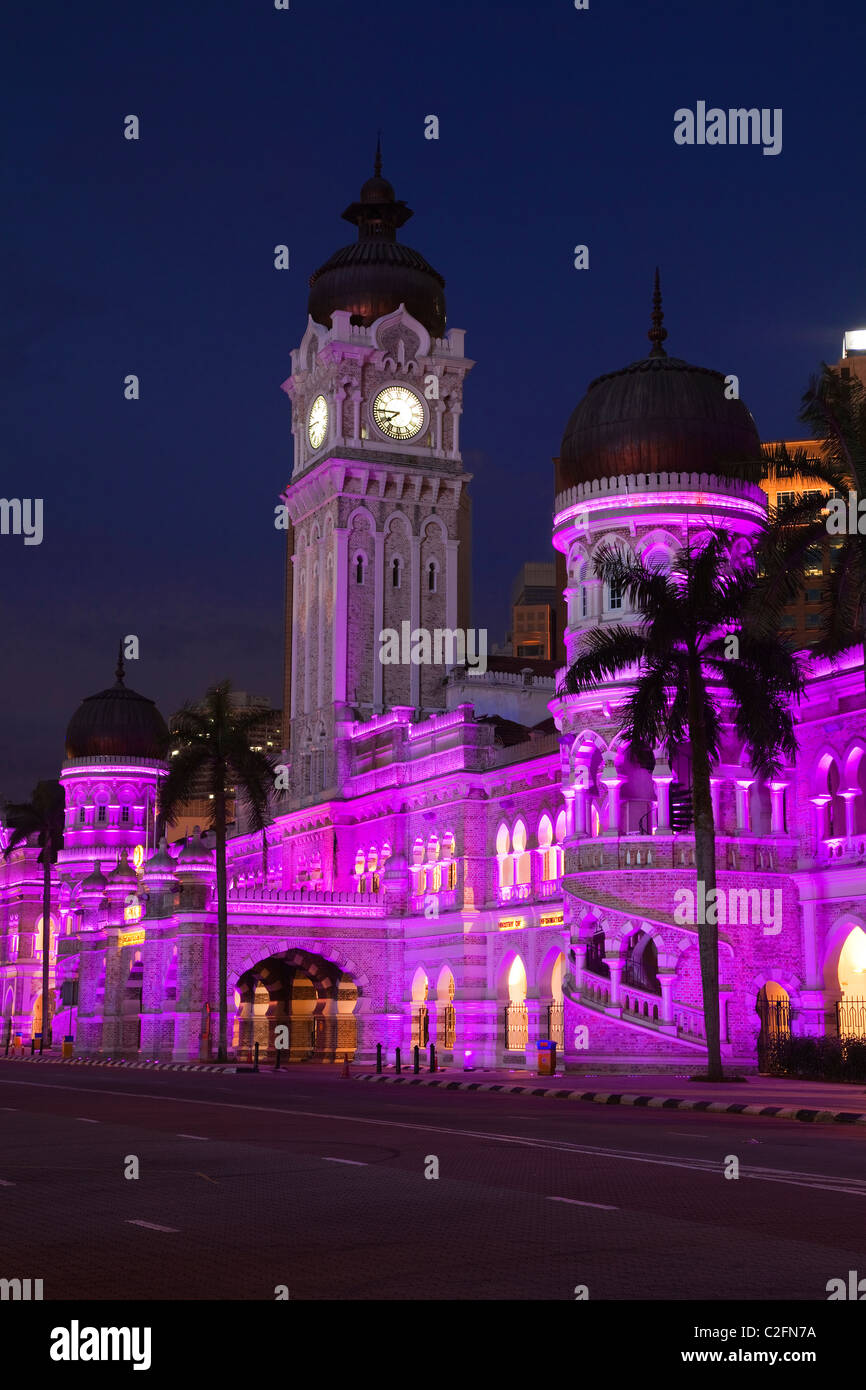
left=509, top=562, right=558, bottom=659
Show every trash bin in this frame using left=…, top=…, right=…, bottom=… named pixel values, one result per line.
left=536, top=1039, right=557, bottom=1076
left=62, top=1036, right=74, bottom=1059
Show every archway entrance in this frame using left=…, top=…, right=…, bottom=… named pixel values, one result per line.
left=756, top=981, right=790, bottom=1071
left=234, top=950, right=358, bottom=1063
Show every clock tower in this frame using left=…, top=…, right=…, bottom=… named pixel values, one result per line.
left=279, top=152, right=474, bottom=801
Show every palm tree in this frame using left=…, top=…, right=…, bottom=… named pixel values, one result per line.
left=3, top=780, right=65, bottom=1052
left=759, top=367, right=866, bottom=690
left=159, top=682, right=275, bottom=1062
left=560, top=531, right=805, bottom=1080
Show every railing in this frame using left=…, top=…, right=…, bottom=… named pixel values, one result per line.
left=440, top=1004, right=456, bottom=1049
left=621, top=985, right=663, bottom=1025
left=821, top=837, right=866, bottom=863
left=412, top=1006, right=429, bottom=1048
left=504, top=1003, right=529, bottom=1051
left=676, top=1002, right=707, bottom=1041
left=757, top=996, right=791, bottom=1071
left=547, top=1002, right=564, bottom=1048
left=836, top=997, right=866, bottom=1039
left=498, top=883, right=531, bottom=904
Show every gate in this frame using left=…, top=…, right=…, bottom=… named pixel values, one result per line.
left=836, top=998, right=866, bottom=1039
left=756, top=994, right=790, bottom=1072
left=547, top=1002, right=564, bottom=1048
left=505, top=1003, right=529, bottom=1051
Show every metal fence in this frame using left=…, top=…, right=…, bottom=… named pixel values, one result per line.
left=756, top=995, right=791, bottom=1072
left=547, top=1002, right=564, bottom=1048
left=505, top=1003, right=529, bottom=1051
left=836, top=997, right=866, bottom=1039
left=412, top=1005, right=429, bottom=1048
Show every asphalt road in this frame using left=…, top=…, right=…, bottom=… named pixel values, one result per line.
left=1, top=1061, right=865, bottom=1301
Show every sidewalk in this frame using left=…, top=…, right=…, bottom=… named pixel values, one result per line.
left=354, top=1067, right=866, bottom=1126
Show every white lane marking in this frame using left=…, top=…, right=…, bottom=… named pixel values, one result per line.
left=176, top=1133, right=208, bottom=1141
left=323, top=1157, right=367, bottom=1166
left=126, top=1220, right=179, bottom=1233
left=0, top=1107, right=17, bottom=1111
left=548, top=1195, right=618, bottom=1211
left=3, top=1078, right=863, bottom=1198
left=76, top=1118, right=98, bottom=1123
left=0, top=1179, right=15, bottom=1187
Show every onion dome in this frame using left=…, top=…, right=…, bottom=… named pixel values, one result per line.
left=78, top=862, right=108, bottom=901
left=308, top=140, right=446, bottom=337
left=65, top=647, right=169, bottom=762
left=142, top=836, right=180, bottom=888
left=108, top=848, right=138, bottom=888
left=176, top=825, right=214, bottom=874
left=558, top=271, right=761, bottom=488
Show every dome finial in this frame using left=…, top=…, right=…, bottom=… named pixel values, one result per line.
left=374, top=131, right=382, bottom=178
left=648, top=267, right=668, bottom=357
left=115, top=639, right=125, bottom=687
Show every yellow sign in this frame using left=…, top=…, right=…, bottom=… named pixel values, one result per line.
left=118, top=929, right=146, bottom=949
left=123, top=900, right=143, bottom=923
left=499, top=917, right=525, bottom=931
left=539, top=911, right=564, bottom=927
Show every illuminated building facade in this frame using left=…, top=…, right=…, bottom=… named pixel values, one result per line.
left=1, top=165, right=865, bottom=1072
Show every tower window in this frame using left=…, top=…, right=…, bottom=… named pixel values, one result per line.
left=121, top=807, right=130, bottom=823
left=608, top=579, right=624, bottom=611
left=427, top=562, right=437, bottom=593
left=355, top=554, right=366, bottom=585
left=97, top=806, right=107, bottom=823
left=392, top=557, right=402, bottom=589
left=78, top=807, right=86, bottom=824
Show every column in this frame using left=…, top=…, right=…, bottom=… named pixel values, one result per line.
left=842, top=789, right=859, bottom=839
left=735, top=779, right=753, bottom=832
left=372, top=528, right=385, bottom=711
left=652, top=754, right=673, bottom=831
left=410, top=533, right=421, bottom=708
left=769, top=781, right=788, bottom=835
left=332, top=528, right=349, bottom=704
left=658, top=971, right=676, bottom=1025
left=606, top=958, right=623, bottom=1008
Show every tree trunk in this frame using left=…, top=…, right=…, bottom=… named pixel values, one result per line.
left=688, top=670, right=724, bottom=1081
left=214, top=783, right=229, bottom=1063
left=41, top=858, right=51, bottom=1052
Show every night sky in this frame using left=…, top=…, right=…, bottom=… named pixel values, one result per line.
left=2, top=0, right=864, bottom=799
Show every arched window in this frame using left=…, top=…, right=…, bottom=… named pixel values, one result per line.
left=608, top=577, right=624, bottom=611
left=427, top=561, right=438, bottom=593
left=512, top=819, right=531, bottom=884
left=354, top=553, right=367, bottom=585
left=392, top=556, right=402, bottom=589
left=496, top=823, right=512, bottom=887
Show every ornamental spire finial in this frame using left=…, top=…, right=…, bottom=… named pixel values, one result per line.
left=115, top=639, right=125, bottom=687
left=374, top=132, right=382, bottom=178
left=648, top=267, right=668, bottom=358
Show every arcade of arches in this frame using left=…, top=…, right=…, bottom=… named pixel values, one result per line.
left=233, top=950, right=358, bottom=1062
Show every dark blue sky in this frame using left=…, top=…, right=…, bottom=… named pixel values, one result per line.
left=2, top=0, right=864, bottom=798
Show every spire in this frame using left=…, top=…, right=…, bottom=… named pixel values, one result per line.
left=647, top=267, right=668, bottom=358
left=115, top=640, right=125, bottom=687
left=374, top=132, right=382, bottom=178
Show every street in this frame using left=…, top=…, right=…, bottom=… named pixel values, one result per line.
left=1, top=1061, right=865, bottom=1301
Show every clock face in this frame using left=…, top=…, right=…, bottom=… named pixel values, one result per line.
left=308, top=395, right=328, bottom=450
left=372, top=386, right=425, bottom=441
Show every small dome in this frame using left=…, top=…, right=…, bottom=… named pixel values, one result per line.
left=108, top=849, right=138, bottom=886
left=558, top=274, right=761, bottom=488
left=177, top=825, right=214, bottom=869
left=80, top=862, right=108, bottom=894
left=65, top=652, right=169, bottom=762
left=143, top=836, right=179, bottom=880
left=308, top=151, right=446, bottom=337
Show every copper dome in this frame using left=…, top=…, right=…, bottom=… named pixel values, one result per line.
left=308, top=149, right=446, bottom=338
left=65, top=654, right=169, bottom=762
left=559, top=274, right=762, bottom=488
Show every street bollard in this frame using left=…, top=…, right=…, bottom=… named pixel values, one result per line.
left=253, top=1041, right=260, bottom=1073
left=376, top=1043, right=383, bottom=1074
left=395, top=1046, right=401, bottom=1074
left=413, top=1044, right=420, bottom=1074
left=30, top=1038, right=35, bottom=1056
left=274, top=1047, right=281, bottom=1071
left=429, top=1043, right=436, bottom=1073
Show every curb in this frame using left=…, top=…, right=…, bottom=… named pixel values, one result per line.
left=353, top=1072, right=866, bottom=1126
left=0, top=1057, right=237, bottom=1073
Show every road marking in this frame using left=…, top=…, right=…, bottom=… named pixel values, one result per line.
left=196, top=1172, right=219, bottom=1184
left=176, top=1133, right=208, bottom=1141
left=0, top=1179, right=15, bottom=1186
left=76, top=1118, right=98, bottom=1123
left=126, top=1220, right=179, bottom=1233
left=3, top=1078, right=862, bottom=1199
left=548, top=1195, right=618, bottom=1211
left=323, top=1157, right=367, bottom=1166
left=0, top=1107, right=17, bottom=1111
